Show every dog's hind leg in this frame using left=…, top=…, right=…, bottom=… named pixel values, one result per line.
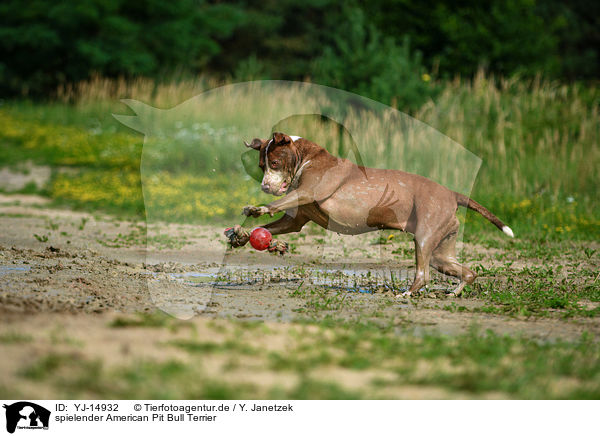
left=401, top=239, right=428, bottom=296
left=401, top=230, right=440, bottom=297
left=430, top=223, right=476, bottom=297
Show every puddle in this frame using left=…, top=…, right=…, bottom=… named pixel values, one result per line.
left=0, top=265, right=31, bottom=276
left=156, top=266, right=454, bottom=294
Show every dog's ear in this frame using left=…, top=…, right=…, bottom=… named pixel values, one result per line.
left=244, top=138, right=262, bottom=150
left=272, top=132, right=291, bottom=145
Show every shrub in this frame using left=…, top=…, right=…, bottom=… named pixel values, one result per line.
left=311, top=8, right=439, bottom=111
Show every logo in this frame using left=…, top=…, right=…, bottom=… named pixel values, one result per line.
left=3, top=402, right=50, bottom=434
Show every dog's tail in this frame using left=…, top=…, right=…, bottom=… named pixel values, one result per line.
left=454, top=192, right=514, bottom=237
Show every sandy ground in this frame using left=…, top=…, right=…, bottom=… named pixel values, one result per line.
left=1, top=193, right=598, bottom=341
left=2, top=194, right=600, bottom=399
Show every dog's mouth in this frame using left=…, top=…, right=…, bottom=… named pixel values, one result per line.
left=262, top=176, right=291, bottom=196
left=275, top=182, right=289, bottom=195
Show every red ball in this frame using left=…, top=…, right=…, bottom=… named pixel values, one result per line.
left=250, top=227, right=272, bottom=251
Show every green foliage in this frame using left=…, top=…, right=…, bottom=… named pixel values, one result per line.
left=0, top=0, right=243, bottom=96
left=312, top=8, right=439, bottom=109
left=0, top=0, right=597, bottom=99
left=536, top=0, right=599, bottom=79
left=361, top=0, right=564, bottom=77
left=437, top=0, right=560, bottom=76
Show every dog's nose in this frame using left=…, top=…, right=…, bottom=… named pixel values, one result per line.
left=261, top=183, right=269, bottom=193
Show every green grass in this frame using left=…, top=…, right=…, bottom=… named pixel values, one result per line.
left=0, top=73, right=598, bottom=240
left=14, top=319, right=600, bottom=399
left=290, top=286, right=351, bottom=313
left=168, top=338, right=258, bottom=356
left=278, top=237, right=599, bottom=320
left=0, top=332, right=33, bottom=344
left=109, top=311, right=174, bottom=328
left=454, top=238, right=600, bottom=318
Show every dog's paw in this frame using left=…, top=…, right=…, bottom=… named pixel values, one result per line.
left=242, top=205, right=268, bottom=217
left=224, top=225, right=250, bottom=248
left=267, top=240, right=289, bottom=256
left=446, top=282, right=466, bottom=298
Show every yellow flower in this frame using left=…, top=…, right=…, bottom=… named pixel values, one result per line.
left=421, top=73, right=431, bottom=82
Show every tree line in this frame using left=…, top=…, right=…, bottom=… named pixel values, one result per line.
left=0, top=0, right=597, bottom=107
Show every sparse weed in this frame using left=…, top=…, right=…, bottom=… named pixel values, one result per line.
left=78, top=217, right=89, bottom=230
left=33, top=233, right=48, bottom=242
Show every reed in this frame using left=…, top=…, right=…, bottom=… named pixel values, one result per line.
left=3, top=71, right=597, bottom=239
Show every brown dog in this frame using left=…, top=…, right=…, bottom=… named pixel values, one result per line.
left=236, top=132, right=514, bottom=296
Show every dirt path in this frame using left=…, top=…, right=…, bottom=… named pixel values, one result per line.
left=2, top=194, right=600, bottom=399
left=1, top=194, right=598, bottom=343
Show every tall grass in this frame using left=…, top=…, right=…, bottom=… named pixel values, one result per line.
left=416, top=72, right=598, bottom=201
left=1, top=72, right=598, bottom=239
left=414, top=71, right=599, bottom=238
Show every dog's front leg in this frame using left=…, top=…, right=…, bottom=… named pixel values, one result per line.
left=263, top=212, right=310, bottom=235
left=224, top=212, right=307, bottom=250
left=242, top=205, right=271, bottom=218
left=243, top=190, right=315, bottom=217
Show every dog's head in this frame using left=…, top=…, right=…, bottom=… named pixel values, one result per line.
left=244, top=132, right=299, bottom=196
